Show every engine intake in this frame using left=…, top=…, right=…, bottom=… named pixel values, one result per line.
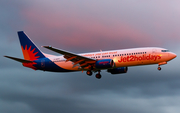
left=107, top=67, right=128, bottom=74
left=95, top=59, right=114, bottom=69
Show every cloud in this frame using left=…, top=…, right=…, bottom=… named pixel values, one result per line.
left=1, top=67, right=180, bottom=113
left=19, top=0, right=158, bottom=52
left=1, top=0, right=180, bottom=113
left=16, top=0, right=180, bottom=53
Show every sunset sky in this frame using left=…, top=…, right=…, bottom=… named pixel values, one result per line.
left=1, top=0, right=180, bottom=113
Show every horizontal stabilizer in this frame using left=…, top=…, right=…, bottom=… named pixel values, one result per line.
left=4, top=56, right=33, bottom=63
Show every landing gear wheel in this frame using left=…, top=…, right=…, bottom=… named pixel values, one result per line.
left=95, top=74, right=102, bottom=79
left=86, top=70, right=92, bottom=76
left=158, top=67, right=161, bottom=71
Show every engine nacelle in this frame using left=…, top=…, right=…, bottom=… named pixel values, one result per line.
left=107, top=67, right=128, bottom=74
left=95, top=59, right=114, bottom=69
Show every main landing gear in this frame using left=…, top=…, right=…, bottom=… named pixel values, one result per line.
left=86, top=70, right=101, bottom=79
left=95, top=71, right=101, bottom=79
left=86, top=70, right=92, bottom=76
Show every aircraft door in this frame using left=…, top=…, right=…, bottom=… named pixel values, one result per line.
left=152, top=49, right=156, bottom=56
left=151, top=49, right=157, bottom=63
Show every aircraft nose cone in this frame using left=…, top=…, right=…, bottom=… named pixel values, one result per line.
left=169, top=53, right=177, bottom=59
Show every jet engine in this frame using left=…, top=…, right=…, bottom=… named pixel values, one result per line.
left=95, top=59, right=114, bottom=69
left=107, top=67, right=128, bottom=74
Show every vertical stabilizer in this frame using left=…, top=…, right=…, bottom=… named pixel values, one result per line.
left=18, top=31, right=45, bottom=61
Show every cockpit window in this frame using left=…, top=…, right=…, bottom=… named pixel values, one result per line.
left=161, top=50, right=169, bottom=52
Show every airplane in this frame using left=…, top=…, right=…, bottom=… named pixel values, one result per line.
left=4, top=31, right=177, bottom=79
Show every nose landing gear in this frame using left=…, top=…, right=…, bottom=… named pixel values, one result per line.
left=158, top=66, right=161, bottom=71
left=157, top=62, right=167, bottom=71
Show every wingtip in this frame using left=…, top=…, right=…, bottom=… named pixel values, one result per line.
left=4, top=55, right=12, bottom=58
left=42, top=46, right=52, bottom=48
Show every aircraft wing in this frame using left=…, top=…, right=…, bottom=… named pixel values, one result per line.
left=43, top=46, right=96, bottom=68
left=4, top=56, right=33, bottom=63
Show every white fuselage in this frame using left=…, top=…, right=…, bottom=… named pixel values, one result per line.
left=46, top=47, right=176, bottom=71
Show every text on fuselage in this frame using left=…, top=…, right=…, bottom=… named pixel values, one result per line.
left=118, top=54, right=161, bottom=63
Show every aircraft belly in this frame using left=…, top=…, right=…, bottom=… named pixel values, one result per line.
left=54, top=61, right=80, bottom=71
